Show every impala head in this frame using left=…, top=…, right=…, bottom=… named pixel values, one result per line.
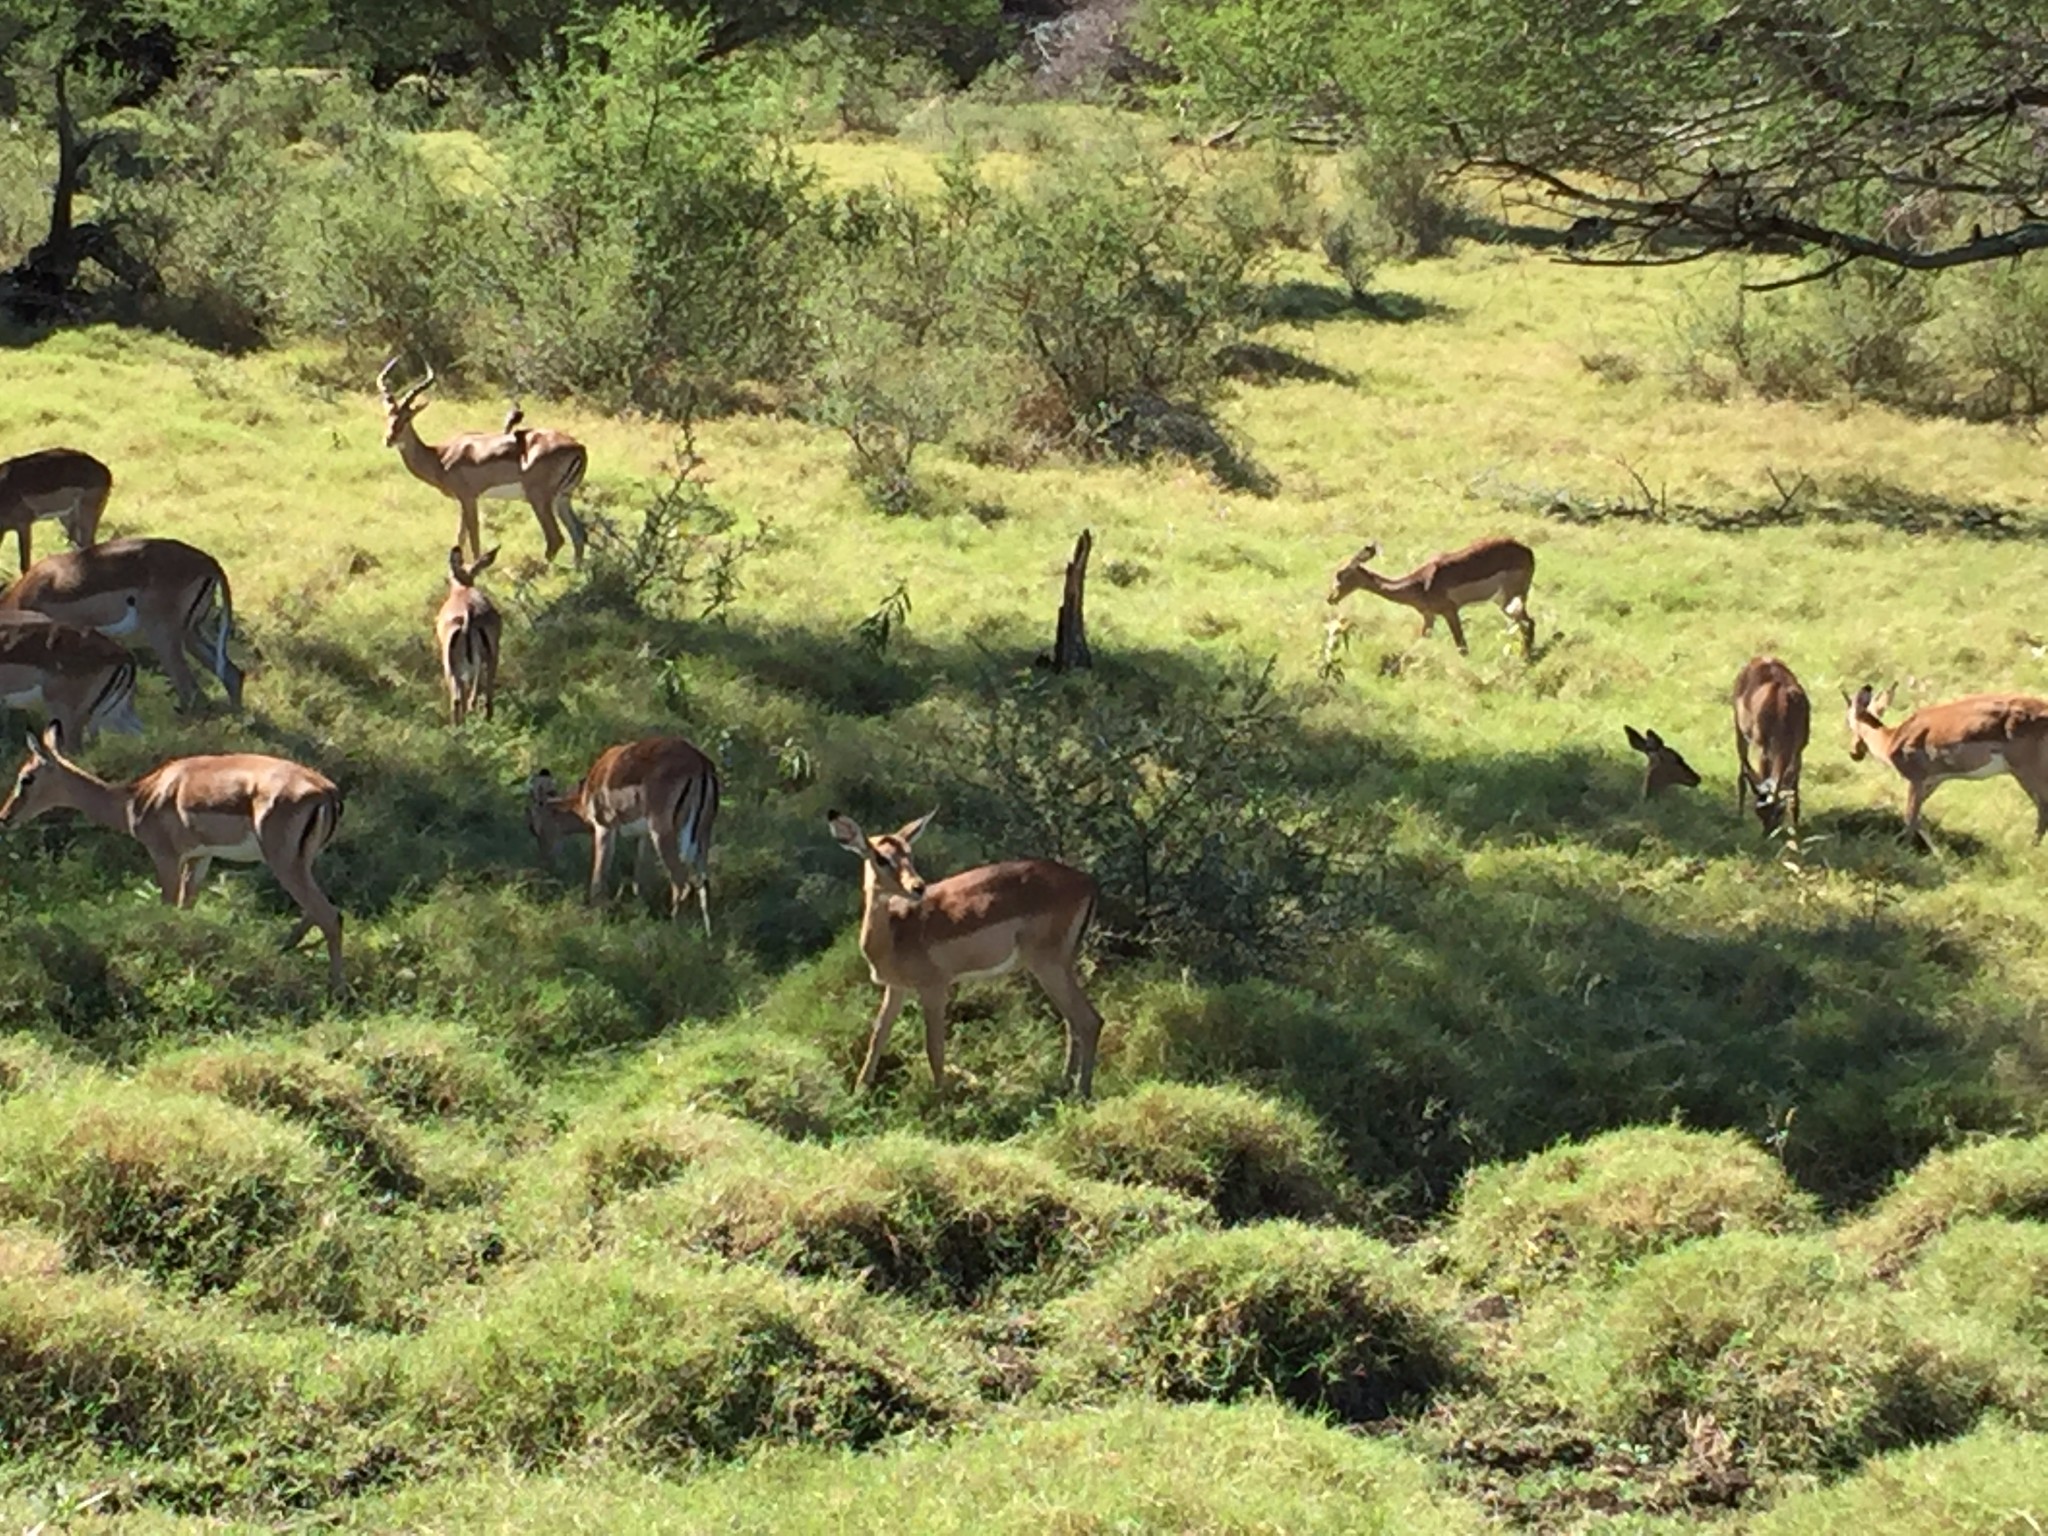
left=0, top=723, right=78, bottom=829
left=1327, top=540, right=1382, bottom=605
left=1625, top=725, right=1702, bottom=797
left=378, top=358, right=436, bottom=447
left=525, top=768, right=582, bottom=858
left=829, top=807, right=937, bottom=904
left=1844, top=683, right=1894, bottom=760
left=449, top=545, right=498, bottom=587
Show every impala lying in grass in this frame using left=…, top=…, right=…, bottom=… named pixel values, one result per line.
left=0, top=723, right=345, bottom=993
left=1846, top=684, right=2048, bottom=846
left=1327, top=536, right=1536, bottom=659
left=828, top=808, right=1105, bottom=1098
left=527, top=736, right=720, bottom=931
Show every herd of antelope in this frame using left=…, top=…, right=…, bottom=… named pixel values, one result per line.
left=1327, top=534, right=2048, bottom=849
left=4, top=383, right=2043, bottom=1096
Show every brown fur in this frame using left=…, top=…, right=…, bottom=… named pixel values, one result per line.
left=828, top=809, right=1104, bottom=1098
left=434, top=546, right=501, bottom=726
left=0, top=614, right=140, bottom=748
left=0, top=447, right=111, bottom=574
left=1625, top=724, right=1702, bottom=797
left=1733, top=656, right=1810, bottom=836
left=1327, top=535, right=1536, bottom=658
left=1847, top=686, right=2048, bottom=844
left=527, top=736, right=720, bottom=931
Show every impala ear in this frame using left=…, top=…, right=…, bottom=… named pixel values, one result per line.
left=898, top=808, right=937, bottom=845
left=827, top=809, right=868, bottom=853
left=1644, top=728, right=1665, bottom=749
left=473, top=546, right=499, bottom=577
left=1623, top=725, right=1650, bottom=753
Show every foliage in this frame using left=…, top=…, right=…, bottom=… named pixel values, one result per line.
left=1045, top=1221, right=1471, bottom=1421
left=1908, top=1218, right=2048, bottom=1353
left=1841, top=1134, right=2048, bottom=1271
left=1746, top=1419, right=2048, bottom=1535
left=1442, top=1125, right=1820, bottom=1294
left=1030, top=1081, right=1358, bottom=1225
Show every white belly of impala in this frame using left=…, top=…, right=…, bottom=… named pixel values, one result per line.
left=193, top=831, right=264, bottom=862
left=2, top=684, right=44, bottom=709
left=1946, top=753, right=2010, bottom=781
left=954, top=950, right=1021, bottom=983
left=481, top=483, right=525, bottom=500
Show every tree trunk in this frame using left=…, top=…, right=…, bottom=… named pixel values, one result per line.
left=1049, top=528, right=1093, bottom=672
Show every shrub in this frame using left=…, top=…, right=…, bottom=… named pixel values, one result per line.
left=1747, top=1419, right=2048, bottom=1535
left=0, top=1033, right=67, bottom=1095
left=1030, top=1082, right=1355, bottom=1225
left=0, top=1081, right=329, bottom=1293
left=1682, top=265, right=1941, bottom=407
left=1441, top=1125, right=1819, bottom=1294
left=648, top=1032, right=855, bottom=1141
left=146, top=1043, right=425, bottom=1202
left=576, top=1108, right=783, bottom=1209
left=387, top=1255, right=963, bottom=1466
left=1320, top=146, right=1469, bottom=301
left=621, top=1133, right=1205, bottom=1305
left=1045, top=1222, right=1471, bottom=1422
left=1531, top=1231, right=2036, bottom=1476
left=345, top=1020, right=529, bottom=1123
left=1908, top=1217, right=2048, bottom=1351
left=0, top=1255, right=276, bottom=1457
left=1840, top=1133, right=2048, bottom=1272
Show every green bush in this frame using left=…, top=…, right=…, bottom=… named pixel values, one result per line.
left=1320, top=146, right=1469, bottom=301
left=1908, top=1217, right=2048, bottom=1352
left=1531, top=1230, right=2037, bottom=1476
left=386, top=1255, right=963, bottom=1466
left=1030, top=1081, right=1356, bottom=1224
left=621, top=1132, right=1205, bottom=1305
left=644, top=1032, right=855, bottom=1141
left=1747, top=1419, right=2048, bottom=1534
left=1045, top=1221, right=1471, bottom=1422
left=576, top=1107, right=783, bottom=1209
left=344, top=1019, right=530, bottom=1123
left=1684, top=265, right=1941, bottom=407
left=1841, top=1133, right=2048, bottom=1272
left=0, top=1081, right=329, bottom=1293
left=1441, top=1125, right=1819, bottom=1294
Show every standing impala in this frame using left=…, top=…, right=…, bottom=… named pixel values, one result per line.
left=1846, top=683, right=2048, bottom=845
left=434, top=545, right=500, bottom=726
left=526, top=736, right=719, bottom=931
left=0, top=537, right=241, bottom=710
left=379, top=361, right=588, bottom=566
left=1327, top=536, right=1536, bottom=659
left=1734, top=656, right=1810, bottom=836
left=0, top=448, right=112, bottom=574
left=827, top=809, right=1105, bottom=1099
left=0, top=615, right=142, bottom=748
left=0, top=724, right=345, bottom=993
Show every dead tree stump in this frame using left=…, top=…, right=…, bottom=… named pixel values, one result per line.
left=1048, top=528, right=1093, bottom=672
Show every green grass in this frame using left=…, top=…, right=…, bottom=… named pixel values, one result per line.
left=9, top=117, right=2048, bottom=1528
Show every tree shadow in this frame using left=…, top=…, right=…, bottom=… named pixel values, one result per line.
left=1525, top=470, right=2047, bottom=543
left=1257, top=280, right=1455, bottom=326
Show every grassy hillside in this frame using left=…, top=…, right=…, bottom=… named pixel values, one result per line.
left=7, top=133, right=2048, bottom=1531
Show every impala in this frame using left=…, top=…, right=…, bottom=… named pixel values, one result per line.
left=1846, top=684, right=2048, bottom=845
left=1327, top=536, right=1536, bottom=659
left=1625, top=725, right=1703, bottom=797
left=1733, top=656, right=1810, bottom=836
left=379, top=361, right=588, bottom=566
left=827, top=809, right=1105, bottom=1099
left=0, top=615, right=142, bottom=748
left=0, top=537, right=241, bottom=710
left=0, top=724, right=345, bottom=993
left=526, top=736, right=719, bottom=931
left=0, top=447, right=111, bottom=574
left=435, top=545, right=501, bottom=726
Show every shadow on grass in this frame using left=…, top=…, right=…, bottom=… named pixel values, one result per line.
left=1257, top=280, right=1455, bottom=326
left=1529, top=472, right=2047, bottom=544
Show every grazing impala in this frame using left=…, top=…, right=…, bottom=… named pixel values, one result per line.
left=0, top=615, right=141, bottom=748
left=1327, top=536, right=1536, bottom=659
left=435, top=545, right=500, bottom=726
left=827, top=809, right=1105, bottom=1099
left=526, top=736, right=719, bottom=931
left=1, top=448, right=112, bottom=574
left=0, top=724, right=345, bottom=993
left=379, top=361, right=588, bottom=566
left=1846, top=684, right=2048, bottom=845
left=0, top=537, right=241, bottom=710
left=1625, top=725, right=1703, bottom=797
left=1734, top=657, right=1810, bottom=836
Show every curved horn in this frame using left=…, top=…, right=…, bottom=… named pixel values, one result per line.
left=377, top=357, right=400, bottom=404
left=394, top=364, right=436, bottom=414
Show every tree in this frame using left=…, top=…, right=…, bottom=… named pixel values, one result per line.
left=1140, top=0, right=2048, bottom=284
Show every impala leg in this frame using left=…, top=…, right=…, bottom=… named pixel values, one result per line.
left=458, top=500, right=483, bottom=565
left=856, top=986, right=908, bottom=1091
left=1502, top=594, right=1533, bottom=659
left=526, top=488, right=565, bottom=564
left=264, top=837, right=345, bottom=996
left=586, top=825, right=617, bottom=905
left=149, top=621, right=205, bottom=711
left=182, top=601, right=241, bottom=709
left=1031, top=958, right=1104, bottom=1099
left=13, top=522, right=27, bottom=574
left=558, top=496, right=588, bottom=567
left=1443, top=608, right=1470, bottom=654
left=1903, top=780, right=1933, bottom=850
left=176, top=856, right=212, bottom=908
left=919, top=986, right=952, bottom=1094
left=480, top=645, right=497, bottom=722
left=649, top=823, right=699, bottom=925
left=1734, top=728, right=1754, bottom=819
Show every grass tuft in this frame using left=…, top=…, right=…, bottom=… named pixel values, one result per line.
left=1840, top=1133, right=2048, bottom=1271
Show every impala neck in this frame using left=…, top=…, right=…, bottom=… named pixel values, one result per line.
left=49, top=759, right=136, bottom=833
left=1356, top=568, right=1418, bottom=603
left=857, top=865, right=913, bottom=961
left=391, top=418, right=449, bottom=490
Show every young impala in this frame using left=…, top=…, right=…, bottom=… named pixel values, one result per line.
left=1625, top=725, right=1703, bottom=797
left=827, top=809, right=1105, bottom=1099
left=379, top=361, right=588, bottom=566
left=0, top=448, right=112, bottom=574
left=1846, top=684, right=2048, bottom=846
left=0, top=537, right=241, bottom=711
left=434, top=545, right=500, bottom=726
left=1327, top=536, right=1536, bottom=659
left=0, top=724, right=345, bottom=993
left=526, top=736, right=720, bottom=932
left=1734, top=656, right=1810, bottom=836
left=0, top=615, right=142, bottom=748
